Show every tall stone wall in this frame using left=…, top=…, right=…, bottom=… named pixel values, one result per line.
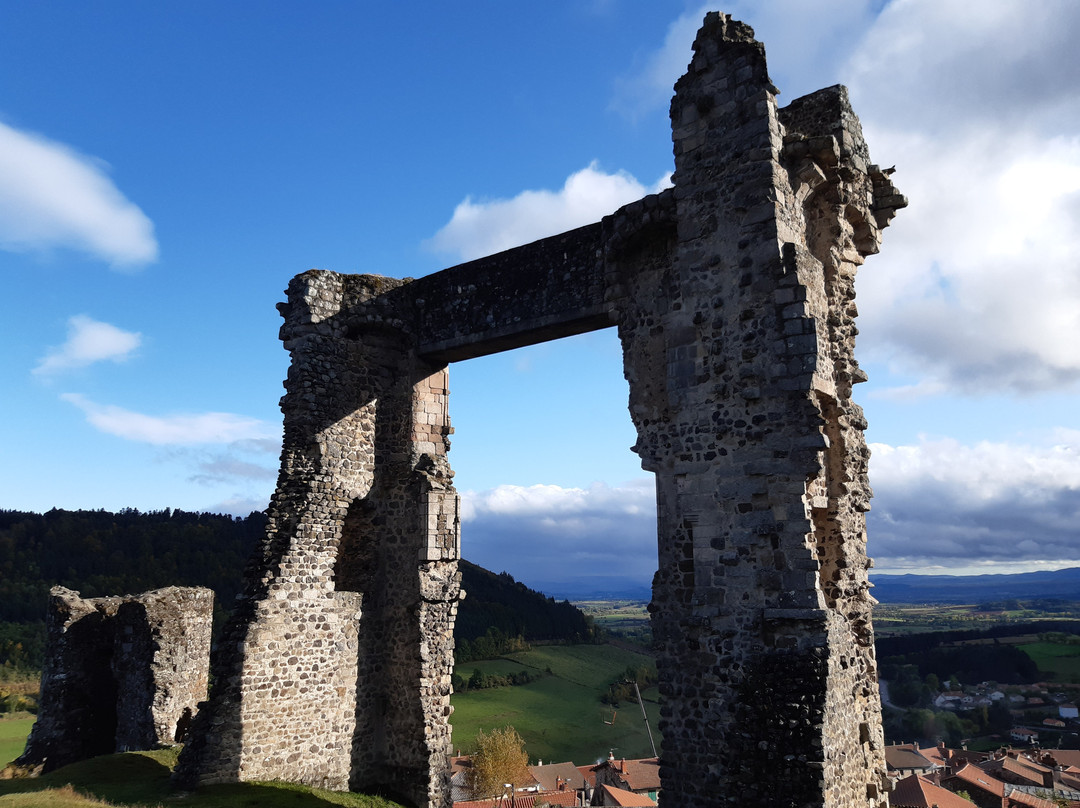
left=18, top=586, right=212, bottom=773
left=607, top=13, right=903, bottom=806
left=176, top=273, right=461, bottom=806
left=177, top=11, right=904, bottom=808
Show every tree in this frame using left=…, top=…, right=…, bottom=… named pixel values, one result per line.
left=468, top=725, right=532, bottom=799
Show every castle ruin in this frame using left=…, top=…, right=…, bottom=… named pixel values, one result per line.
left=176, top=12, right=906, bottom=807
left=18, top=586, right=213, bottom=773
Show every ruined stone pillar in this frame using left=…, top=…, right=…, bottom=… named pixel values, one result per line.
left=611, top=13, right=903, bottom=807
left=19, top=586, right=212, bottom=773
left=177, top=272, right=460, bottom=807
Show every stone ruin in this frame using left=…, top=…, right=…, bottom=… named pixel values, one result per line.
left=16, top=586, right=213, bottom=773
left=168, top=11, right=906, bottom=807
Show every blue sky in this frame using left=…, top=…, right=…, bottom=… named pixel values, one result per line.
left=2, top=1, right=1079, bottom=592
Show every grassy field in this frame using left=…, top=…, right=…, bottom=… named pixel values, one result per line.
left=872, top=603, right=1080, bottom=636
left=451, top=643, right=660, bottom=765
left=575, top=601, right=650, bottom=633
left=0, top=747, right=404, bottom=807
left=1020, top=641, right=1080, bottom=683
left=0, top=716, right=33, bottom=768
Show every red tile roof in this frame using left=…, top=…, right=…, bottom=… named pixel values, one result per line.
left=1044, top=750, right=1080, bottom=768
left=592, top=757, right=660, bottom=792
left=1006, top=790, right=1057, bottom=808
left=527, top=762, right=586, bottom=793
left=577, top=765, right=597, bottom=788
left=599, top=784, right=657, bottom=806
left=453, top=789, right=578, bottom=808
left=885, top=744, right=936, bottom=772
left=946, top=763, right=1006, bottom=798
left=889, top=774, right=977, bottom=808
left=982, top=756, right=1049, bottom=787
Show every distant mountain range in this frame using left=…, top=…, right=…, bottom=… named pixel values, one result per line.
left=529, top=567, right=1080, bottom=605
left=869, top=566, right=1080, bottom=604
left=529, top=581, right=652, bottom=602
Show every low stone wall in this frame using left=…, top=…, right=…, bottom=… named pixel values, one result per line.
left=17, top=585, right=213, bottom=773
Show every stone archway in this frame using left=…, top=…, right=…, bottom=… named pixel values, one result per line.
left=177, top=12, right=905, bottom=808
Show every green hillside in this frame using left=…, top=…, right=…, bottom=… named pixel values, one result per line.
left=451, top=644, right=660, bottom=764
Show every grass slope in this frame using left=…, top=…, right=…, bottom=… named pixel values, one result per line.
left=1021, top=641, right=1080, bottom=683
left=0, top=748, right=405, bottom=808
left=0, top=717, right=33, bottom=768
left=451, top=644, right=660, bottom=765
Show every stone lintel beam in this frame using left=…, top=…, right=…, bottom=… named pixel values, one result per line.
left=413, top=221, right=611, bottom=363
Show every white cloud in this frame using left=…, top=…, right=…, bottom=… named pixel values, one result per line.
left=61, top=392, right=275, bottom=445
left=867, top=432, right=1080, bottom=569
left=460, top=481, right=657, bottom=588
left=33, top=315, right=142, bottom=376
left=0, top=120, right=158, bottom=267
left=847, top=0, right=1080, bottom=394
left=461, top=480, right=654, bottom=522
left=427, top=162, right=671, bottom=262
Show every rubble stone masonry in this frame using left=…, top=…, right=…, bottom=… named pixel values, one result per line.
left=18, top=586, right=212, bottom=773
left=177, top=11, right=905, bottom=808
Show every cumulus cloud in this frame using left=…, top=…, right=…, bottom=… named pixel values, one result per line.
left=847, top=0, right=1080, bottom=394
left=33, top=315, right=142, bottom=376
left=427, top=162, right=671, bottom=262
left=460, top=481, right=657, bottom=589
left=61, top=393, right=275, bottom=445
left=0, top=120, right=158, bottom=267
left=867, top=431, right=1080, bottom=571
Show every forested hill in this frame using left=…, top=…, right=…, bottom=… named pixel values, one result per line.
left=456, top=559, right=594, bottom=644
left=0, top=508, right=266, bottom=624
left=0, top=509, right=593, bottom=667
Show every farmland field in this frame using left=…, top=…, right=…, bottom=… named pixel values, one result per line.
left=0, top=715, right=33, bottom=767
left=1020, top=641, right=1080, bottom=683
left=451, top=644, right=659, bottom=765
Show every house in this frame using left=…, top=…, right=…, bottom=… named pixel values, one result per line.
left=940, top=762, right=1006, bottom=808
left=980, top=755, right=1052, bottom=789
left=589, top=754, right=660, bottom=805
left=936, top=691, right=966, bottom=709
left=1042, top=717, right=1066, bottom=728
left=1039, top=749, right=1080, bottom=769
left=1003, top=788, right=1057, bottom=808
left=576, top=765, right=598, bottom=800
left=884, top=744, right=939, bottom=779
left=594, top=785, right=656, bottom=807
left=1010, top=728, right=1039, bottom=744
left=1061, top=703, right=1079, bottom=719
left=451, top=754, right=475, bottom=803
left=888, top=773, right=977, bottom=808
left=528, top=762, right=587, bottom=805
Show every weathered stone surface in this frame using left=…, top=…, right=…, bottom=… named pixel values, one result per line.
left=177, top=11, right=904, bottom=808
left=18, top=585, right=212, bottom=773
